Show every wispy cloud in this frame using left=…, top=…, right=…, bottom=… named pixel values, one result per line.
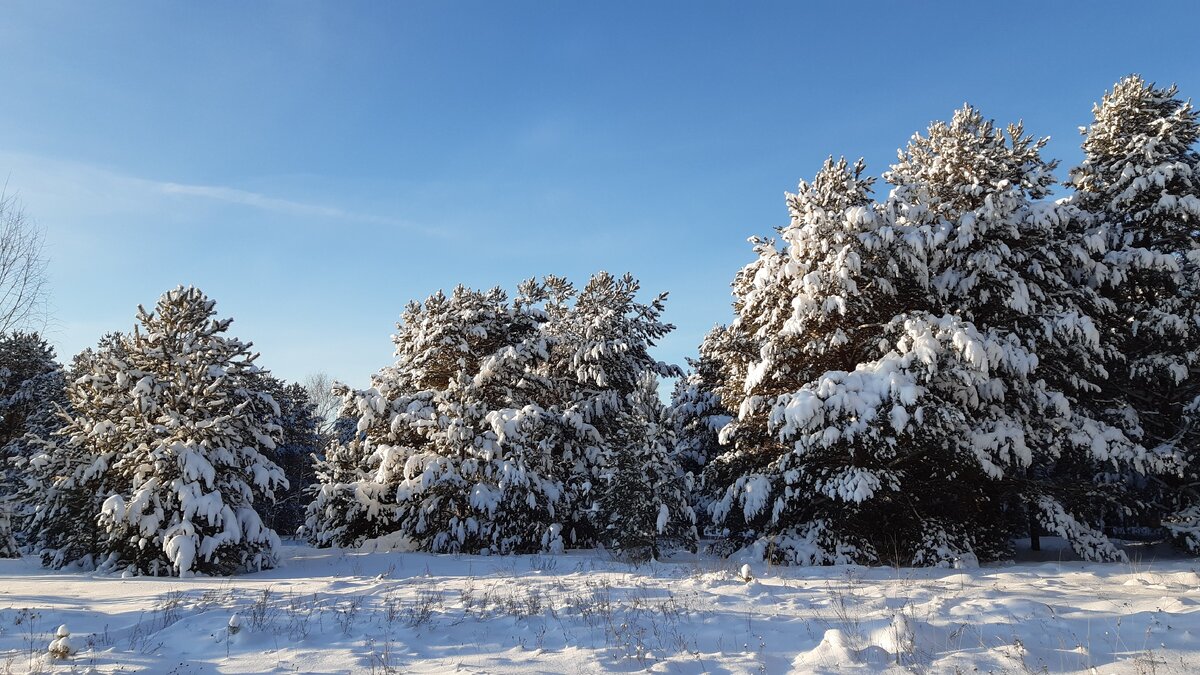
left=0, top=151, right=451, bottom=238
left=157, top=181, right=449, bottom=237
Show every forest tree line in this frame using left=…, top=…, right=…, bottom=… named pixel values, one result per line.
left=0, top=75, right=1196, bottom=576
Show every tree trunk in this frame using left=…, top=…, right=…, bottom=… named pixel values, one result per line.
left=1029, top=511, right=1041, bottom=552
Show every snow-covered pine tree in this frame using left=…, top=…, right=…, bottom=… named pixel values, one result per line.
left=1069, top=75, right=1200, bottom=550
left=669, top=325, right=734, bottom=533
left=306, top=282, right=567, bottom=553
left=670, top=327, right=734, bottom=479
left=331, top=413, right=358, bottom=445
left=24, top=333, right=129, bottom=569
left=886, top=105, right=1157, bottom=561
left=307, top=273, right=684, bottom=555
left=707, top=156, right=1020, bottom=565
left=303, top=381, right=388, bottom=548
left=253, top=376, right=322, bottom=537
left=0, top=331, right=66, bottom=552
left=29, top=287, right=286, bottom=576
left=0, top=503, right=16, bottom=558
left=599, top=372, right=696, bottom=561
left=539, top=272, right=682, bottom=547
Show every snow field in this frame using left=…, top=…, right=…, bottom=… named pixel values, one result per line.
left=2, top=541, right=1200, bottom=674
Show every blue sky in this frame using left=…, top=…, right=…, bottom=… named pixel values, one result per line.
left=1, top=1, right=1197, bottom=388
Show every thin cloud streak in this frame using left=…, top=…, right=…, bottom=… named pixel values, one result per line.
left=0, top=151, right=451, bottom=239
left=158, top=181, right=451, bottom=238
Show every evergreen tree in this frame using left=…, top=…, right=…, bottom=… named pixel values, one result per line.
left=0, top=503, right=17, bottom=558
left=1069, top=75, right=1200, bottom=550
left=24, top=333, right=128, bottom=568
left=255, top=377, right=322, bottom=537
left=670, top=327, right=733, bottom=479
left=884, top=106, right=1155, bottom=561
left=29, top=287, right=286, bottom=576
left=0, top=331, right=66, bottom=549
left=307, top=273, right=692, bottom=556
left=539, top=272, right=681, bottom=547
left=331, top=414, right=358, bottom=445
left=306, top=283, right=566, bottom=553
left=707, top=156, right=1019, bottom=565
left=599, top=373, right=696, bottom=561
left=669, top=326, right=734, bottom=533
left=304, top=382, right=389, bottom=547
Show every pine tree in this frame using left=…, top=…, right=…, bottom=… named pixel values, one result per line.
left=29, top=287, right=286, bottom=576
left=306, top=283, right=566, bottom=553
left=307, top=273, right=685, bottom=555
left=255, top=377, right=322, bottom=537
left=599, top=373, right=696, bottom=561
left=1069, top=75, right=1200, bottom=550
left=0, top=503, right=17, bottom=558
left=707, top=156, right=1022, bottom=565
left=670, top=327, right=733, bottom=479
left=304, top=382, right=392, bottom=548
left=886, top=105, right=1156, bottom=561
left=0, top=331, right=66, bottom=551
left=669, top=326, right=734, bottom=533
left=539, top=272, right=681, bottom=547
left=24, top=333, right=128, bottom=569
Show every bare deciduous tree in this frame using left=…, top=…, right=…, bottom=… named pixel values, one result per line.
left=303, top=371, right=342, bottom=437
left=0, top=194, right=48, bottom=333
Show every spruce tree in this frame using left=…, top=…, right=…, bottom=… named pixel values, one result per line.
left=30, top=287, right=286, bottom=576
left=1070, top=75, right=1200, bottom=550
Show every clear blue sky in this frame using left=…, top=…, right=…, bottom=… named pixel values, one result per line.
left=1, top=1, right=1197, bottom=388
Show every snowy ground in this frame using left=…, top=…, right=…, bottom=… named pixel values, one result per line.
left=1, top=540, right=1199, bottom=674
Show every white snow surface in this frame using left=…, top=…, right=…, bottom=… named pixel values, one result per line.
left=2, top=539, right=1200, bottom=673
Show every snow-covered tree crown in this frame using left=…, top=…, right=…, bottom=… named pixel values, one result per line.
left=887, top=105, right=1058, bottom=215
left=543, top=271, right=679, bottom=396
left=134, top=286, right=252, bottom=360
left=1071, top=74, right=1199, bottom=242
left=785, top=156, right=875, bottom=235
left=385, top=284, right=545, bottom=395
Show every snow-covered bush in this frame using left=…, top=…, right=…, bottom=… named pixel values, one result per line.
left=48, top=624, right=74, bottom=660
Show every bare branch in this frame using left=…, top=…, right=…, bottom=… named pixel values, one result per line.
left=0, top=193, right=48, bottom=333
left=303, top=371, right=341, bottom=436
